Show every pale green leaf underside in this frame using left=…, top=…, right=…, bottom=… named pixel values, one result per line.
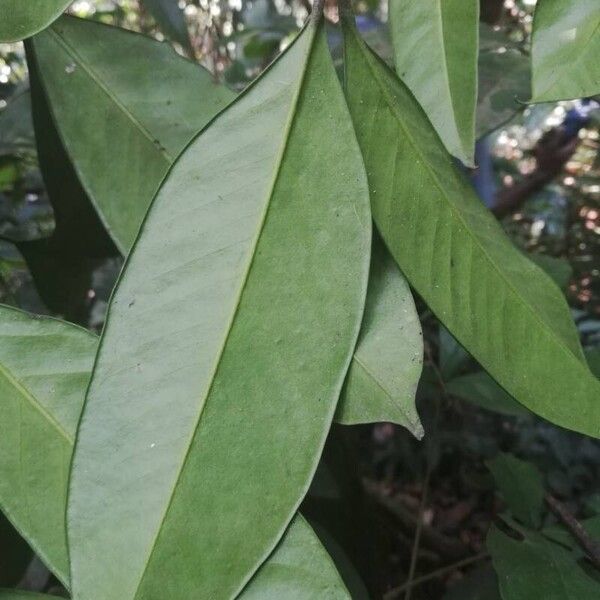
left=337, top=240, right=423, bottom=438
left=531, top=0, right=600, bottom=102
left=0, top=305, right=350, bottom=598
left=389, top=0, right=479, bottom=165
left=31, top=15, right=235, bottom=253
left=0, top=0, right=70, bottom=42
left=0, top=305, right=95, bottom=587
left=68, top=22, right=370, bottom=600
left=343, top=22, right=600, bottom=438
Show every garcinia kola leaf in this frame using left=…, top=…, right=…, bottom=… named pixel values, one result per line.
left=342, top=20, right=600, bottom=437
left=29, top=15, right=235, bottom=253
left=389, top=0, right=479, bottom=165
left=0, top=0, right=71, bottom=42
left=0, top=305, right=350, bottom=597
left=531, top=0, right=600, bottom=102
left=31, top=13, right=420, bottom=431
left=336, top=239, right=423, bottom=437
left=68, top=17, right=370, bottom=600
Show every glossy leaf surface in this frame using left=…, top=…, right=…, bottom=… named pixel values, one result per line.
left=342, top=21, right=600, bottom=438
left=30, top=15, right=235, bottom=253
left=337, top=240, right=423, bottom=437
left=531, top=0, right=600, bottom=102
left=0, top=305, right=96, bottom=586
left=389, top=0, right=479, bottom=165
left=68, top=21, right=370, bottom=600
left=0, top=1, right=70, bottom=42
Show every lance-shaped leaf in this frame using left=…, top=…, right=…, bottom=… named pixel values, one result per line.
left=389, top=0, right=479, bottom=165
left=0, top=0, right=71, bottom=42
left=531, top=0, right=600, bottom=102
left=336, top=239, right=423, bottom=437
left=0, top=305, right=96, bottom=586
left=29, top=15, right=235, bottom=253
left=141, top=0, right=193, bottom=54
left=68, top=19, right=370, bottom=600
left=0, top=306, right=351, bottom=597
left=342, top=21, right=600, bottom=437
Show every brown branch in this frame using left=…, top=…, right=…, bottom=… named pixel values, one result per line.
left=545, top=495, right=600, bottom=571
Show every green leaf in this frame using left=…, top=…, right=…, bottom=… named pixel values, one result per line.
left=543, top=515, right=600, bottom=551
left=336, top=239, right=423, bottom=437
left=0, top=307, right=352, bottom=597
left=0, top=0, right=70, bottom=42
left=29, top=15, right=235, bottom=253
left=443, top=564, right=501, bottom=600
left=528, top=254, right=572, bottom=291
left=531, top=0, right=600, bottom=102
left=342, top=20, right=600, bottom=438
left=486, top=454, right=544, bottom=528
left=0, top=304, right=97, bottom=586
left=389, top=0, right=479, bottom=165
left=68, top=20, right=370, bottom=600
left=243, top=515, right=350, bottom=598
left=0, top=592, right=63, bottom=600
left=141, top=0, right=193, bottom=54
left=446, top=372, right=530, bottom=418
left=439, top=327, right=470, bottom=380
left=487, top=525, right=600, bottom=599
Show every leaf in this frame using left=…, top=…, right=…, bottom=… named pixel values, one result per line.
left=0, top=310, right=352, bottom=597
left=0, top=304, right=97, bottom=586
left=141, top=0, right=193, bottom=54
left=528, top=254, right=572, bottom=291
left=446, top=372, right=530, bottom=418
left=336, top=239, right=423, bottom=437
left=0, top=592, right=63, bottom=600
left=389, top=0, right=479, bottom=165
left=0, top=0, right=71, bottom=42
left=531, top=0, right=600, bottom=102
left=342, top=19, right=600, bottom=438
left=486, top=454, right=544, bottom=528
left=443, top=564, right=501, bottom=600
left=487, top=525, right=600, bottom=599
left=242, top=515, right=350, bottom=598
left=67, top=20, right=370, bottom=600
left=29, top=15, right=235, bottom=253
left=439, top=326, right=470, bottom=380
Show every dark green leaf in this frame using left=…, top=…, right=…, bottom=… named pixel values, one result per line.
left=443, top=564, right=501, bottom=600
left=389, top=0, right=479, bottom=165
left=528, top=254, right=572, bottom=291
left=487, top=453, right=544, bottom=528
left=0, top=591, right=63, bottom=600
left=342, top=19, right=600, bottom=438
left=68, top=21, right=370, bottom=599
left=141, top=0, right=192, bottom=54
left=531, top=0, right=600, bottom=102
left=0, top=1, right=70, bottom=42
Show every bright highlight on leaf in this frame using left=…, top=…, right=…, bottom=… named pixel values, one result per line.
left=67, top=20, right=370, bottom=600
left=342, top=19, right=600, bottom=438
left=0, top=0, right=71, bottom=42
left=389, top=0, right=479, bottom=165
left=531, top=0, right=600, bottom=102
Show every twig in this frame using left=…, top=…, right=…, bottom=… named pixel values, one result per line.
left=545, top=495, right=600, bottom=571
left=383, top=553, right=490, bottom=599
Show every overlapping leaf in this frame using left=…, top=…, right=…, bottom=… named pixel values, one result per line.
left=389, top=0, right=479, bottom=165
left=141, top=0, right=193, bottom=54
left=0, top=0, right=71, bottom=42
left=342, top=20, right=600, bottom=437
left=68, top=20, right=370, bottom=600
left=29, top=16, right=235, bottom=253
left=531, top=0, right=600, bottom=102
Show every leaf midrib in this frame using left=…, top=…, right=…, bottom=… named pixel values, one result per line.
left=355, top=31, right=587, bottom=375
left=130, top=26, right=316, bottom=600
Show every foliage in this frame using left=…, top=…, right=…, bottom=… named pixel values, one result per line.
left=0, top=0, right=599, bottom=598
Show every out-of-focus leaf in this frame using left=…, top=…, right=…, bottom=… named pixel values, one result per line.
left=0, top=305, right=96, bottom=586
left=0, top=0, right=70, bottom=42
left=439, top=327, right=471, bottom=380
left=68, top=21, right=370, bottom=600
left=487, top=453, right=545, bottom=528
left=141, top=0, right=192, bottom=54
left=342, top=19, right=600, bottom=438
left=447, top=371, right=530, bottom=418
left=528, top=253, right=572, bottom=291
left=30, top=15, right=235, bottom=253
left=543, top=515, right=600, bottom=551
left=0, top=515, right=33, bottom=587
left=0, top=87, right=35, bottom=157
left=337, top=240, right=423, bottom=437
left=487, top=525, right=600, bottom=599
left=531, top=0, right=600, bottom=102
left=443, top=563, right=501, bottom=600
left=389, top=0, right=479, bottom=165
left=477, top=44, right=530, bottom=138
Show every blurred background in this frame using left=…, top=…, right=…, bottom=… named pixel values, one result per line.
left=0, top=1, right=599, bottom=598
